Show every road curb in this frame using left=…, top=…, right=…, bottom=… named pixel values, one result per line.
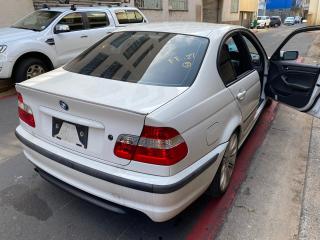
left=298, top=117, right=320, bottom=239
left=186, top=101, right=279, bottom=240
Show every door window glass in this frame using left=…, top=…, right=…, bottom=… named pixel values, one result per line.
left=242, top=35, right=261, bottom=67
left=57, top=13, right=84, bottom=31
left=86, top=12, right=109, bottom=29
left=218, top=35, right=253, bottom=85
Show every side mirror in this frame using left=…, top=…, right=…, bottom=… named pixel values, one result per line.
left=282, top=51, right=299, bottom=61
left=54, top=24, right=70, bottom=34
left=251, top=53, right=261, bottom=65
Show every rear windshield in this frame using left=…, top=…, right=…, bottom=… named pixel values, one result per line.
left=64, top=31, right=209, bottom=87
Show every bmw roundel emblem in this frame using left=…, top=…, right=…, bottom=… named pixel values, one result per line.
left=59, top=100, right=69, bottom=111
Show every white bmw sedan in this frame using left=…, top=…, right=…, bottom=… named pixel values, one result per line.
left=15, top=23, right=320, bottom=222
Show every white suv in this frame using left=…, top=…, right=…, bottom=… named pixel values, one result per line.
left=0, top=5, right=147, bottom=83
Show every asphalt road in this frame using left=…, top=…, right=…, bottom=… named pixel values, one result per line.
left=0, top=24, right=316, bottom=240
left=255, top=23, right=312, bottom=56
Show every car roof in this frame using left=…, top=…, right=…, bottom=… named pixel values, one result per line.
left=39, top=6, right=138, bottom=13
left=115, top=22, right=241, bottom=37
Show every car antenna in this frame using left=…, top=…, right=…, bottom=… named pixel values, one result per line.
left=42, top=4, right=50, bottom=9
left=70, top=4, right=76, bottom=11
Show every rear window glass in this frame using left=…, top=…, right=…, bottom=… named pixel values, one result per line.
left=86, top=11, right=109, bottom=28
left=64, top=31, right=209, bottom=87
left=115, top=10, right=144, bottom=24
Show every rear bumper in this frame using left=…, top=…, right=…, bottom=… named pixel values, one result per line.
left=15, top=126, right=226, bottom=222
left=35, top=167, right=130, bottom=214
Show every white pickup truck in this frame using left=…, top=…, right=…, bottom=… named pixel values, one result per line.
left=0, top=5, right=147, bottom=83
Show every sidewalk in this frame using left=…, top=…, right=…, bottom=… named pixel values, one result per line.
left=216, top=104, right=313, bottom=240
left=299, top=117, right=320, bottom=239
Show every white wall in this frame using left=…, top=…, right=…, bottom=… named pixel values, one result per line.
left=0, top=0, right=34, bottom=27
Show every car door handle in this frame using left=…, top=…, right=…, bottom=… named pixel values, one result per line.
left=80, top=35, right=88, bottom=38
left=237, top=90, right=247, bottom=101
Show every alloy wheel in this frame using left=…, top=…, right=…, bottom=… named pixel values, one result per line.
left=219, top=134, right=238, bottom=192
left=26, top=64, right=45, bottom=79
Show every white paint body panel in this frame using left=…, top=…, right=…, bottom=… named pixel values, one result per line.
left=16, top=23, right=266, bottom=221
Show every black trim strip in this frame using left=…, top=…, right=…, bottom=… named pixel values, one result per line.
left=36, top=167, right=128, bottom=215
left=15, top=130, right=219, bottom=194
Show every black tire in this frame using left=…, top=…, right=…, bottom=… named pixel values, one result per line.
left=13, top=57, right=48, bottom=83
left=206, top=133, right=239, bottom=197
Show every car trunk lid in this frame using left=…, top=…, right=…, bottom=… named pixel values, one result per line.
left=16, top=68, right=187, bottom=166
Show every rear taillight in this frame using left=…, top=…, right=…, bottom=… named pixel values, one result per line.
left=114, top=126, right=188, bottom=166
left=17, top=92, right=35, bottom=128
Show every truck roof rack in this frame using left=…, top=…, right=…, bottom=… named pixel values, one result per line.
left=107, top=2, right=122, bottom=7
left=34, top=0, right=122, bottom=11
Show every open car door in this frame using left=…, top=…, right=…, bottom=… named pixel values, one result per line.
left=265, top=26, right=320, bottom=118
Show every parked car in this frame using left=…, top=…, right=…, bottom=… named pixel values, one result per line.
left=270, top=16, right=282, bottom=27
left=284, top=16, right=295, bottom=25
left=257, top=16, right=271, bottom=28
left=15, top=23, right=320, bottom=222
left=295, top=16, right=302, bottom=24
left=0, top=5, right=147, bottom=83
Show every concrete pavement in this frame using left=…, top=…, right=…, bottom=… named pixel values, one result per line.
left=217, top=105, right=313, bottom=240
left=299, top=117, right=320, bottom=239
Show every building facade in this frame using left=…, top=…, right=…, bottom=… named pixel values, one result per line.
left=219, top=0, right=258, bottom=27
left=308, top=0, right=319, bottom=25
left=130, top=0, right=203, bottom=22
left=0, top=0, right=262, bottom=28
left=33, top=0, right=203, bottom=22
left=202, top=0, right=221, bottom=23
left=0, top=0, right=34, bottom=27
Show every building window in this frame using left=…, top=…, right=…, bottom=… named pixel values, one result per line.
left=169, top=0, right=188, bottom=11
left=134, top=0, right=162, bottom=10
left=230, top=0, right=239, bottom=13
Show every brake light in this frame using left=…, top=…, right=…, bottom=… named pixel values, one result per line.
left=114, top=126, right=188, bottom=166
left=17, top=92, right=35, bottom=128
